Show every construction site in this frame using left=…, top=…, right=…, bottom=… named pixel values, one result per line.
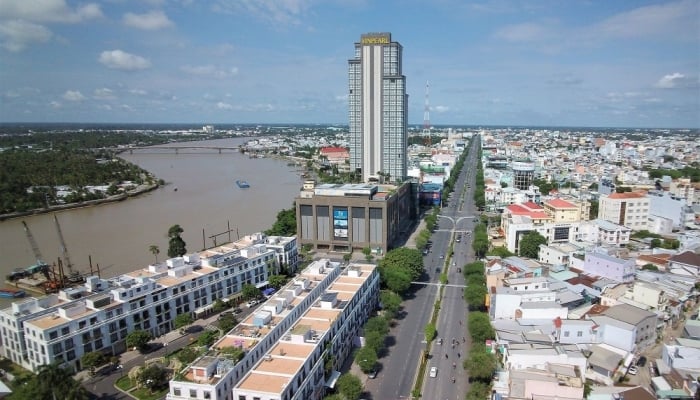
left=5, top=214, right=107, bottom=296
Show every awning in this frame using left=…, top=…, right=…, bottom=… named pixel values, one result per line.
left=324, top=370, right=341, bottom=388
left=255, top=280, right=269, bottom=289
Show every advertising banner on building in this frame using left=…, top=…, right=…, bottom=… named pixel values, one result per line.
left=333, top=208, right=348, bottom=239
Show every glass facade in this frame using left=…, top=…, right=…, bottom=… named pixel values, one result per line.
left=348, top=33, right=407, bottom=183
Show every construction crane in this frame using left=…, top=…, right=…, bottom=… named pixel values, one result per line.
left=53, top=213, right=82, bottom=283
left=21, top=221, right=49, bottom=279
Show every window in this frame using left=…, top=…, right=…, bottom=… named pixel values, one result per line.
left=577, top=331, right=583, bottom=337
left=173, top=388, right=181, bottom=396
left=190, top=389, right=197, bottom=397
left=563, top=331, right=570, bottom=337
left=204, top=391, right=211, bottom=399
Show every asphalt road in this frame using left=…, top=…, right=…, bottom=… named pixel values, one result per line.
left=423, top=137, right=480, bottom=400
left=364, top=137, right=481, bottom=400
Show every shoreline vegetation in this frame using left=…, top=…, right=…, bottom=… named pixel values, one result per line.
left=0, top=182, right=161, bottom=222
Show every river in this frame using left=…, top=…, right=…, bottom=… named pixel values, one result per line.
left=0, top=137, right=304, bottom=305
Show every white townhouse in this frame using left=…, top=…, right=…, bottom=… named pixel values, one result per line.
left=0, top=233, right=298, bottom=372
left=576, top=219, right=631, bottom=247
left=166, top=261, right=380, bottom=400
left=489, top=277, right=567, bottom=321
left=590, top=303, right=658, bottom=353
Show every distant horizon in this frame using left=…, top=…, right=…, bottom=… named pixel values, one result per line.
left=0, top=121, right=697, bottom=131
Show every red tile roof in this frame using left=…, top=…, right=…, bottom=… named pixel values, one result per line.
left=319, top=147, right=348, bottom=154
left=546, top=198, right=576, bottom=208
left=608, top=191, right=647, bottom=199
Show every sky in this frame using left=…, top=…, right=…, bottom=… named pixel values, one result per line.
left=0, top=0, right=698, bottom=128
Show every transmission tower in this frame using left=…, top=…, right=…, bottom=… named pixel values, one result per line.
left=422, top=81, right=431, bottom=146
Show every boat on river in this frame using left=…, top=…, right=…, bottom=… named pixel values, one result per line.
left=236, top=180, right=250, bottom=189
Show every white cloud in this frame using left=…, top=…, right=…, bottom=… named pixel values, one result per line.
left=129, top=88, right=148, bottom=96
left=433, top=105, right=450, bottom=113
left=93, top=88, right=114, bottom=99
left=594, top=0, right=697, bottom=39
left=50, top=100, right=61, bottom=108
left=212, top=0, right=312, bottom=25
left=494, top=22, right=549, bottom=42
left=62, top=90, right=85, bottom=101
left=98, top=50, right=151, bottom=70
left=181, top=65, right=238, bottom=79
left=98, top=104, right=112, bottom=111
left=655, top=72, right=689, bottom=89
left=335, top=94, right=348, bottom=102
left=123, top=10, right=173, bottom=30
left=216, top=102, right=233, bottom=110
left=0, top=0, right=102, bottom=23
left=4, top=87, right=40, bottom=98
left=0, top=20, right=52, bottom=51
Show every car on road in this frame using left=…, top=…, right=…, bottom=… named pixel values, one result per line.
left=440, top=254, right=444, bottom=259
left=429, top=366, right=438, bottom=378
left=367, top=368, right=377, bottom=379
left=628, top=366, right=638, bottom=375
left=636, top=356, right=647, bottom=367
left=247, top=299, right=259, bottom=307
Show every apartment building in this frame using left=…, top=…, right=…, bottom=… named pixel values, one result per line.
left=0, top=233, right=298, bottom=372
left=166, top=261, right=379, bottom=400
left=598, top=191, right=649, bottom=230
left=488, top=277, right=567, bottom=321
left=501, top=201, right=583, bottom=254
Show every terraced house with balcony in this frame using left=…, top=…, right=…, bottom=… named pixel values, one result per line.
left=0, top=233, right=297, bottom=372
left=166, top=260, right=379, bottom=400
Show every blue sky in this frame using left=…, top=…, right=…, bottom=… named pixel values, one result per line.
left=1, top=0, right=698, bottom=128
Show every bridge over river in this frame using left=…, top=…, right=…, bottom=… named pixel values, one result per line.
left=120, top=145, right=242, bottom=154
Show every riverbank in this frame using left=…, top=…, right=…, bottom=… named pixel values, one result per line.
left=0, top=183, right=161, bottom=222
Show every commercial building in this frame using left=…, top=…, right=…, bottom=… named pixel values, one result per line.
left=511, top=159, right=535, bottom=190
left=166, top=260, right=380, bottom=400
left=348, top=32, right=408, bottom=183
left=598, top=191, right=649, bottom=231
left=0, top=233, right=298, bottom=372
left=296, top=181, right=417, bottom=254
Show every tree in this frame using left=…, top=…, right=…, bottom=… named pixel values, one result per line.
left=650, top=238, right=662, bottom=249
left=126, top=330, right=153, bottom=352
left=468, top=312, right=495, bottom=343
left=379, top=290, right=402, bottom=319
left=380, top=247, right=424, bottom=281
left=167, top=224, right=187, bottom=257
left=242, top=284, right=262, bottom=300
left=265, top=205, right=297, bottom=236
left=487, top=246, right=514, bottom=258
left=81, top=351, right=105, bottom=375
left=463, top=261, right=485, bottom=277
left=519, top=231, right=547, bottom=258
left=364, top=331, right=386, bottom=355
left=177, top=347, right=199, bottom=364
left=336, top=373, right=363, bottom=400
left=354, top=346, right=377, bottom=373
left=198, top=330, right=219, bottom=347
left=138, top=364, right=169, bottom=392
left=466, top=381, right=492, bottom=400
left=364, top=316, right=389, bottom=336
left=268, top=274, right=288, bottom=289
left=464, top=283, right=487, bottom=310
left=174, top=313, right=193, bottom=331
left=218, top=313, right=238, bottom=332
left=380, top=265, right=412, bottom=294
left=12, top=362, right=89, bottom=400
left=464, top=344, right=497, bottom=381
left=641, top=263, right=659, bottom=271
left=149, top=244, right=160, bottom=263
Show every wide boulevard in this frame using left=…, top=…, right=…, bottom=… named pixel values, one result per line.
left=364, top=135, right=481, bottom=400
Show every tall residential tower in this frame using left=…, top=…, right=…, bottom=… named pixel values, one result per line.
left=348, top=32, right=408, bottom=183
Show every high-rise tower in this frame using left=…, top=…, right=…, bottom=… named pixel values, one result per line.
left=348, top=32, right=408, bottom=183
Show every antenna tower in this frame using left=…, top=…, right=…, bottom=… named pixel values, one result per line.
left=423, top=81, right=431, bottom=146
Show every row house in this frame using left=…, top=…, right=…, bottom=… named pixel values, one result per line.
left=489, top=277, right=567, bottom=321
left=582, top=249, right=636, bottom=283
left=576, top=219, right=631, bottom=247
left=231, top=264, right=379, bottom=400
left=0, top=233, right=298, bottom=372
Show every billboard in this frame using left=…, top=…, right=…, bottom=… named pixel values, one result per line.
left=333, top=208, right=348, bottom=239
